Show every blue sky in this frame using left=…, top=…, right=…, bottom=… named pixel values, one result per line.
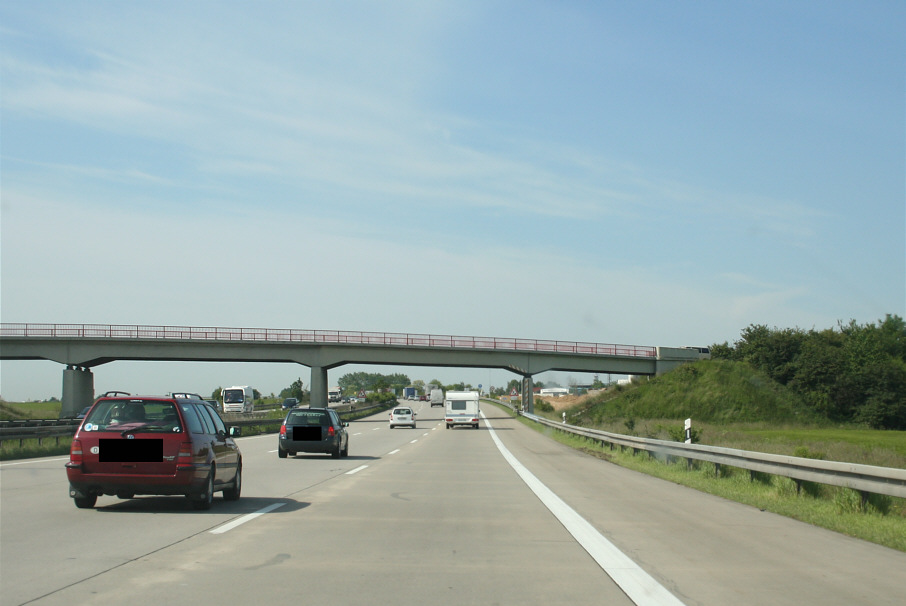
left=1, top=1, right=904, bottom=401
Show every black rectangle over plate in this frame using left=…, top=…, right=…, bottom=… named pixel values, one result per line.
left=291, top=426, right=322, bottom=441
left=99, top=439, right=163, bottom=462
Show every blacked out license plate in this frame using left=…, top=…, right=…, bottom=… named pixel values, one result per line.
left=292, top=426, right=322, bottom=441
left=99, top=439, right=163, bottom=462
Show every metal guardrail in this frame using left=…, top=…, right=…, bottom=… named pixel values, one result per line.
left=0, top=404, right=387, bottom=448
left=518, top=410, right=906, bottom=499
left=0, top=420, right=82, bottom=447
left=0, top=322, right=658, bottom=358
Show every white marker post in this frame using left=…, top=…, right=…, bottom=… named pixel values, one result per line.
left=684, top=418, right=692, bottom=444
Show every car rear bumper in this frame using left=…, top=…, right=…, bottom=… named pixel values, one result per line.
left=278, top=437, right=339, bottom=454
left=445, top=416, right=479, bottom=426
left=67, top=464, right=209, bottom=497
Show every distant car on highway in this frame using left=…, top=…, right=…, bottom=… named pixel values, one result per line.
left=389, top=406, right=416, bottom=429
left=66, top=394, right=242, bottom=510
left=278, top=407, right=348, bottom=458
left=282, top=398, right=299, bottom=410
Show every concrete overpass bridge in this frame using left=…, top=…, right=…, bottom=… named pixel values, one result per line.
left=0, top=323, right=706, bottom=414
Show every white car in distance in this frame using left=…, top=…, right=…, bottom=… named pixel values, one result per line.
left=389, top=407, right=416, bottom=429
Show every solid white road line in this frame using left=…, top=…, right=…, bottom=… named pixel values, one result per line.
left=481, top=411, right=685, bottom=606
left=210, top=502, right=286, bottom=534
left=0, top=456, right=69, bottom=467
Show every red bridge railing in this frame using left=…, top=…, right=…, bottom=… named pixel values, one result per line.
left=0, top=323, right=657, bottom=358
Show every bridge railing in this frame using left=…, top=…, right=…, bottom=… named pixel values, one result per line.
left=1, top=323, right=658, bottom=358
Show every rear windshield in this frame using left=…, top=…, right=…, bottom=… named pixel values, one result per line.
left=449, top=401, right=469, bottom=411
left=82, top=399, right=183, bottom=433
left=287, top=411, right=328, bottom=426
left=394, top=408, right=412, bottom=415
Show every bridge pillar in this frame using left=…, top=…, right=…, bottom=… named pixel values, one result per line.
left=310, top=366, right=328, bottom=408
left=61, top=366, right=94, bottom=418
left=522, top=376, right=534, bottom=414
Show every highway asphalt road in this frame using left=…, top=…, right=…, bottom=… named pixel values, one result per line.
left=1, top=401, right=903, bottom=605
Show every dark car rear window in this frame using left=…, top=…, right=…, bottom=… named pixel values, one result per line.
left=288, top=411, right=328, bottom=426
left=82, top=399, right=183, bottom=433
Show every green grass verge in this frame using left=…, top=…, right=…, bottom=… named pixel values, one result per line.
left=0, top=437, right=74, bottom=461
left=1, top=400, right=66, bottom=420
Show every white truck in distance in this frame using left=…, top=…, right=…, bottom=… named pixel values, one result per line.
left=430, top=388, right=444, bottom=407
left=222, top=386, right=254, bottom=413
left=444, top=390, right=480, bottom=429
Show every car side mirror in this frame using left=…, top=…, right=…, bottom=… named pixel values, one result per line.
left=229, top=426, right=242, bottom=437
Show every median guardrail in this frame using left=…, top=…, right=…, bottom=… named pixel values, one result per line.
left=0, top=403, right=388, bottom=448
left=515, top=408, right=906, bottom=499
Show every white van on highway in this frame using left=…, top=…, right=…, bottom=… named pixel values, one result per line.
left=444, top=390, right=480, bottom=429
left=222, top=386, right=254, bottom=414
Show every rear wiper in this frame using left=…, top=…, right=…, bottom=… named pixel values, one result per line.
left=120, top=425, right=164, bottom=437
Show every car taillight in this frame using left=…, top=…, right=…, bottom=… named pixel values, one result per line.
left=177, top=441, right=194, bottom=466
left=69, top=439, right=83, bottom=465
left=280, top=424, right=287, bottom=436
left=328, top=426, right=335, bottom=437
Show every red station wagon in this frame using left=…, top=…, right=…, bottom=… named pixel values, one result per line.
left=66, top=395, right=242, bottom=510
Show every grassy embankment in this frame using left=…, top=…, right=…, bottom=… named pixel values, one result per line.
left=508, top=359, right=906, bottom=552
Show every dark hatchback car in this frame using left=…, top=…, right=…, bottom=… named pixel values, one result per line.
left=278, top=407, right=348, bottom=458
left=67, top=395, right=242, bottom=510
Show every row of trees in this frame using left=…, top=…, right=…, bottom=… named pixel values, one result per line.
left=336, top=373, right=486, bottom=396
left=337, top=372, right=412, bottom=395
left=710, top=314, right=906, bottom=429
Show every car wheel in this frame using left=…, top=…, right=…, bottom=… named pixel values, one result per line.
left=74, top=495, right=97, bottom=509
left=223, top=465, right=241, bottom=501
left=341, top=441, right=349, bottom=457
left=278, top=447, right=287, bottom=459
left=192, top=472, right=214, bottom=510
left=116, top=491, right=135, bottom=500
left=331, top=444, right=341, bottom=458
